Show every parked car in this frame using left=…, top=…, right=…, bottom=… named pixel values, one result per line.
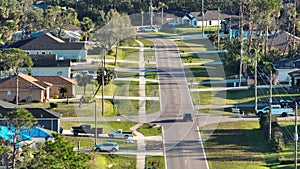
left=256, top=105, right=294, bottom=117
left=93, top=142, right=119, bottom=152
left=108, top=129, right=133, bottom=139
left=141, top=27, right=158, bottom=32
left=71, top=124, right=103, bottom=136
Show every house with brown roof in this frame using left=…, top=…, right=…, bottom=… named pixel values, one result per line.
left=0, top=73, right=76, bottom=103
left=10, top=32, right=87, bottom=62
left=268, top=31, right=300, bottom=54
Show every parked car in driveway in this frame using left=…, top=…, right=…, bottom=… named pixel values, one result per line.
left=93, top=142, right=119, bottom=152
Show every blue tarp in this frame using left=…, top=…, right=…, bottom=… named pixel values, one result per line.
left=0, top=126, right=52, bottom=146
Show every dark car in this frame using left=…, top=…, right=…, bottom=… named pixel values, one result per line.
left=183, top=112, right=193, bottom=122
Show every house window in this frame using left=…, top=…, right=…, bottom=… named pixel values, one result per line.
left=49, top=51, right=52, bottom=54
left=209, top=21, right=212, bottom=25
left=26, top=52, right=29, bottom=54
left=42, top=51, right=46, bottom=54
left=37, top=52, right=39, bottom=55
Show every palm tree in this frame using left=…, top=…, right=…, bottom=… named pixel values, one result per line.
left=93, top=68, right=114, bottom=97
left=59, top=86, right=68, bottom=99
left=75, top=72, right=93, bottom=95
left=158, top=2, right=168, bottom=25
left=80, top=17, right=94, bottom=42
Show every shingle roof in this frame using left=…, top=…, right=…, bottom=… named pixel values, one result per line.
left=10, top=33, right=86, bottom=50
left=0, top=106, right=61, bottom=119
left=0, top=74, right=48, bottom=90
left=268, top=31, right=300, bottom=54
left=273, top=55, right=300, bottom=69
left=34, top=76, right=76, bottom=86
left=28, top=54, right=71, bottom=67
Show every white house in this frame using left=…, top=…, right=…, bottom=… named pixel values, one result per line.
left=181, top=10, right=232, bottom=27
left=18, top=54, right=72, bottom=78
left=10, top=33, right=87, bottom=62
left=273, top=55, right=300, bottom=83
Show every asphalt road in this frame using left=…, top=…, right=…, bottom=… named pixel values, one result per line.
left=147, top=35, right=210, bottom=169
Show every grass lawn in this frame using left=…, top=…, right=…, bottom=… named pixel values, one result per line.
left=89, top=154, right=136, bottom=169
left=61, top=121, right=137, bottom=134
left=114, top=80, right=139, bottom=97
left=201, top=121, right=273, bottom=169
left=145, top=155, right=165, bottom=169
left=202, top=120, right=300, bottom=169
left=137, top=38, right=155, bottom=48
left=64, top=136, right=137, bottom=150
left=137, top=123, right=162, bottom=136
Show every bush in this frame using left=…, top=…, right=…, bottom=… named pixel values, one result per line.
left=81, top=95, right=95, bottom=103
left=53, top=94, right=60, bottom=99
left=50, top=103, right=58, bottom=108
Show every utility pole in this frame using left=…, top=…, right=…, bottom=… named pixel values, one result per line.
left=254, top=51, right=258, bottom=113
left=269, top=70, right=272, bottom=143
left=94, top=97, right=97, bottom=145
left=217, top=6, right=220, bottom=51
left=238, top=3, right=243, bottom=87
left=295, top=102, right=298, bottom=169
left=150, top=0, right=153, bottom=27
left=201, top=0, right=204, bottom=37
left=102, top=60, right=105, bottom=117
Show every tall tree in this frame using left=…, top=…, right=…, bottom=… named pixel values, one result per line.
left=94, top=67, right=114, bottom=97
left=0, top=48, right=33, bottom=105
left=21, top=134, right=91, bottom=168
left=1, top=108, right=37, bottom=169
left=158, top=2, right=168, bottom=25
left=75, top=72, right=93, bottom=95
left=80, top=17, right=94, bottom=41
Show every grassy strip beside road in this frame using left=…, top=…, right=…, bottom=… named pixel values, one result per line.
left=201, top=121, right=300, bottom=169
left=201, top=121, right=272, bottom=169
left=61, top=121, right=137, bottom=133
left=137, top=123, right=162, bottom=136
left=89, top=154, right=136, bottom=169
left=146, top=156, right=165, bottom=169
left=64, top=136, right=137, bottom=150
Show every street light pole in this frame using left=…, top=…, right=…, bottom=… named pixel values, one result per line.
left=102, top=60, right=106, bottom=117
left=94, top=97, right=97, bottom=145
left=201, top=0, right=204, bottom=37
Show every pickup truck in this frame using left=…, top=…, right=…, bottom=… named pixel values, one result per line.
left=108, top=129, right=133, bottom=139
left=71, top=124, right=103, bottom=136
left=256, top=105, right=294, bottom=117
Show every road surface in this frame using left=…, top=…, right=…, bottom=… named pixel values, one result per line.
left=148, top=35, right=210, bottom=169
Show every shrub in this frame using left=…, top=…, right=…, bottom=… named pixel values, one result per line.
left=50, top=103, right=58, bottom=108
left=53, top=94, right=60, bottom=99
left=81, top=95, right=95, bottom=103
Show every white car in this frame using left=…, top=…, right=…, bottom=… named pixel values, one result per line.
left=141, top=27, right=158, bottom=32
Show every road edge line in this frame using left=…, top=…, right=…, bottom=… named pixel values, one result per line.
left=197, top=125, right=210, bottom=169
left=162, top=126, right=168, bottom=169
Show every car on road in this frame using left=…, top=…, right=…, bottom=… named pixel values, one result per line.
left=93, top=142, right=119, bottom=152
left=183, top=112, right=193, bottom=121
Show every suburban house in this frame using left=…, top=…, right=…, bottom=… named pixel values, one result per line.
left=273, top=55, right=300, bottom=83
left=0, top=102, right=62, bottom=133
left=0, top=73, right=76, bottom=103
left=181, top=10, right=234, bottom=27
left=267, top=31, right=300, bottom=55
left=18, top=54, right=72, bottom=78
left=10, top=32, right=87, bottom=62
left=288, top=70, right=300, bottom=89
